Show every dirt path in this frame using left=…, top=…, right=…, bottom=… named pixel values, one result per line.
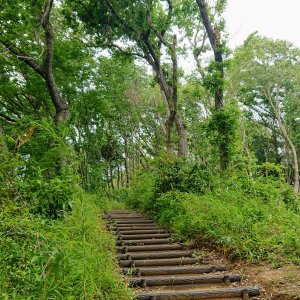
left=186, top=243, right=300, bottom=299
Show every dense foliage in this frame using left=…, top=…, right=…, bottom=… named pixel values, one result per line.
left=125, top=156, right=300, bottom=264
left=1, top=193, right=132, bottom=299
left=1, top=0, right=300, bottom=298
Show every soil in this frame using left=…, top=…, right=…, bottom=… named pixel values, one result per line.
left=190, top=244, right=300, bottom=300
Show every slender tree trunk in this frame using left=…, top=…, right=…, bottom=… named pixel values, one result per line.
left=105, top=165, right=110, bottom=190
left=109, top=163, right=114, bottom=190
left=132, top=136, right=136, bottom=173
left=196, top=0, right=227, bottom=170
left=284, top=141, right=292, bottom=184
left=268, top=92, right=299, bottom=194
left=123, top=134, right=130, bottom=187
left=142, top=14, right=187, bottom=157
left=272, top=130, right=281, bottom=164
left=281, top=127, right=299, bottom=194
left=117, top=164, right=120, bottom=189
left=120, top=165, right=124, bottom=187
left=82, top=151, right=89, bottom=189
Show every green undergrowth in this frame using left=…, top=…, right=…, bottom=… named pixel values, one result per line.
left=0, top=192, right=133, bottom=300
left=124, top=156, right=300, bottom=265
left=151, top=191, right=300, bottom=264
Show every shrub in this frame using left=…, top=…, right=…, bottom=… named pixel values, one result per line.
left=145, top=190, right=300, bottom=263
left=0, top=119, right=79, bottom=219
left=0, top=193, right=133, bottom=299
left=153, top=154, right=213, bottom=196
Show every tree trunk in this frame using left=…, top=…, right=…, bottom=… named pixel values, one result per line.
left=120, top=165, right=124, bottom=187
left=117, top=164, right=120, bottom=189
left=196, top=0, right=227, bottom=170
left=281, top=126, right=299, bottom=194
left=141, top=21, right=187, bottom=157
left=109, top=163, right=114, bottom=190
left=165, top=119, right=173, bottom=155
left=268, top=92, right=299, bottom=194
left=123, top=134, right=130, bottom=187
left=105, top=165, right=110, bottom=190
left=175, top=114, right=188, bottom=157
left=1, top=0, right=69, bottom=126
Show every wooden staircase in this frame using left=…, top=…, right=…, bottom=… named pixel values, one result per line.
left=104, top=210, right=260, bottom=300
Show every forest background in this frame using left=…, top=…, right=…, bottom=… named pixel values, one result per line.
left=0, top=0, right=300, bottom=299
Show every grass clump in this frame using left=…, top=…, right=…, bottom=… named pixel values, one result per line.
left=0, top=192, right=133, bottom=300
left=152, top=190, right=300, bottom=264
left=125, top=155, right=300, bottom=265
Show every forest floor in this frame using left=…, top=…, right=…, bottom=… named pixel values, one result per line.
left=191, top=243, right=300, bottom=300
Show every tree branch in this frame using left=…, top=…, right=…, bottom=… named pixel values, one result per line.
left=146, top=0, right=173, bottom=49
left=196, top=0, right=216, bottom=48
left=1, top=41, right=44, bottom=76
left=104, top=0, right=137, bottom=35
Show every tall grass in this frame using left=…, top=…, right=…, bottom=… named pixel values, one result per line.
left=125, top=158, right=300, bottom=265
left=0, top=192, right=133, bottom=299
left=151, top=191, right=300, bottom=264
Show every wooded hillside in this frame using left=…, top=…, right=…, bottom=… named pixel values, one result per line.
left=0, top=0, right=299, bottom=298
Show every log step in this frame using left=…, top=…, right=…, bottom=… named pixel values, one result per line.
left=119, top=233, right=170, bottom=240
left=117, top=229, right=167, bottom=235
left=117, top=244, right=183, bottom=252
left=114, top=220, right=154, bottom=224
left=118, top=250, right=191, bottom=260
left=105, top=210, right=138, bottom=213
left=128, top=274, right=241, bottom=287
left=119, top=257, right=200, bottom=267
left=117, top=238, right=172, bottom=246
left=123, top=265, right=226, bottom=276
left=104, top=210, right=260, bottom=299
left=114, top=225, right=161, bottom=230
left=108, top=215, right=146, bottom=219
left=106, top=212, right=145, bottom=218
left=136, top=287, right=260, bottom=300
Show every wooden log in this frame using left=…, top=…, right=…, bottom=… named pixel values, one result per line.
left=117, top=238, right=172, bottom=246
left=117, top=229, right=166, bottom=235
left=114, top=225, right=161, bottom=230
left=119, top=233, right=170, bottom=240
left=108, top=216, right=148, bottom=219
left=129, top=274, right=241, bottom=287
left=116, top=223, right=159, bottom=227
left=119, top=257, right=200, bottom=267
left=115, top=220, right=154, bottom=224
left=118, top=250, right=191, bottom=260
left=106, top=212, right=144, bottom=216
left=136, top=287, right=260, bottom=300
left=104, top=210, right=138, bottom=214
left=118, top=244, right=183, bottom=252
left=123, top=265, right=226, bottom=276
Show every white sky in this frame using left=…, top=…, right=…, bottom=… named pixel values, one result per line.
left=224, top=0, right=300, bottom=49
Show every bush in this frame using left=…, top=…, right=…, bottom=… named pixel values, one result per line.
left=144, top=190, right=300, bottom=263
left=126, top=157, right=300, bottom=264
left=0, top=193, right=133, bottom=299
left=27, top=167, right=77, bottom=219
left=125, top=154, right=214, bottom=214
left=0, top=119, right=79, bottom=219
left=153, top=154, right=213, bottom=196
